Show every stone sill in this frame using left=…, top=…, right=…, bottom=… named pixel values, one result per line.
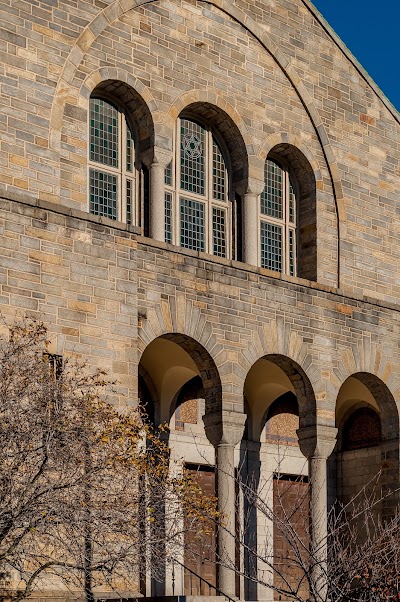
left=136, top=236, right=400, bottom=314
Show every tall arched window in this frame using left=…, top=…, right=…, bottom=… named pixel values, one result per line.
left=260, top=159, right=297, bottom=276
left=164, top=118, right=231, bottom=257
left=89, top=97, right=136, bottom=224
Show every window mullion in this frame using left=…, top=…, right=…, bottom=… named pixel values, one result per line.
left=120, top=112, right=126, bottom=224
left=208, top=130, right=213, bottom=255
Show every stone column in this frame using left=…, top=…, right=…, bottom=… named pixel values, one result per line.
left=242, top=179, right=264, bottom=267
left=297, top=425, right=337, bottom=594
left=146, top=148, right=172, bottom=243
left=204, top=411, right=246, bottom=599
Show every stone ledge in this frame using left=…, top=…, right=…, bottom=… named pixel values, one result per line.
left=0, top=192, right=141, bottom=236
left=1, top=192, right=400, bottom=316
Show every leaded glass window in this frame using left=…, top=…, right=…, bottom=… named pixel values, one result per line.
left=164, top=118, right=231, bottom=257
left=260, top=159, right=297, bottom=275
left=180, top=198, right=205, bottom=252
left=89, top=97, right=136, bottom=224
left=180, top=119, right=205, bottom=196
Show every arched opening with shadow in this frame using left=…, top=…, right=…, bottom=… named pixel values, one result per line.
left=165, top=101, right=248, bottom=260
left=92, top=79, right=154, bottom=153
left=138, top=334, right=221, bottom=597
left=88, top=79, right=154, bottom=228
left=240, top=355, right=315, bottom=601
left=264, top=144, right=317, bottom=281
left=335, top=373, right=399, bottom=521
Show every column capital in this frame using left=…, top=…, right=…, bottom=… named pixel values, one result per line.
left=246, top=177, right=265, bottom=196
left=142, top=146, right=173, bottom=168
left=203, top=410, right=246, bottom=447
left=297, top=425, right=337, bottom=460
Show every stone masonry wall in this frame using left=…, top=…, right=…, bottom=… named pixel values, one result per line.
left=0, top=0, right=399, bottom=301
left=0, top=195, right=139, bottom=409
left=0, top=195, right=399, bottom=425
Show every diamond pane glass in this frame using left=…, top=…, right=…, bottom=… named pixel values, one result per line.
left=212, top=206, right=226, bottom=257
left=126, top=178, right=132, bottom=225
left=90, top=98, right=118, bottom=167
left=261, top=221, right=282, bottom=272
left=289, top=228, right=295, bottom=276
left=180, top=119, right=205, bottom=195
left=289, top=180, right=295, bottom=224
left=212, top=139, right=226, bottom=200
left=261, top=160, right=283, bottom=219
left=126, top=127, right=134, bottom=173
left=165, top=161, right=173, bottom=186
left=165, top=191, right=173, bottom=244
left=89, top=169, right=118, bottom=220
left=180, top=197, right=205, bottom=251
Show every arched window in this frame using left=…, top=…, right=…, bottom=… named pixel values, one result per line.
left=260, top=159, right=297, bottom=276
left=164, top=118, right=231, bottom=257
left=342, top=407, right=382, bottom=451
left=89, top=97, right=136, bottom=224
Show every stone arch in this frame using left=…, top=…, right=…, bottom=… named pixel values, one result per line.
left=343, top=372, right=399, bottom=444
left=244, top=352, right=317, bottom=441
left=167, top=91, right=254, bottom=186
left=139, top=332, right=222, bottom=416
left=264, top=139, right=318, bottom=281
left=335, top=372, right=400, bottom=515
left=49, top=0, right=346, bottom=265
left=335, top=338, right=399, bottom=403
left=137, top=295, right=246, bottom=410
left=82, top=70, right=157, bottom=153
left=241, top=318, right=328, bottom=406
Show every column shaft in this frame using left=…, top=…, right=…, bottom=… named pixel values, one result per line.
left=242, top=192, right=259, bottom=266
left=309, top=455, right=328, bottom=555
left=217, top=443, right=237, bottom=598
left=150, top=162, right=166, bottom=242
left=309, top=455, right=329, bottom=599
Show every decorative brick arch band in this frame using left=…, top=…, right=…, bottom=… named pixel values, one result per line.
left=49, top=0, right=346, bottom=242
left=238, top=318, right=334, bottom=428
left=137, top=296, right=244, bottom=414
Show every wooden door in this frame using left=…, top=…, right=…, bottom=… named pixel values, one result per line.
left=273, top=476, right=310, bottom=600
left=184, top=465, right=217, bottom=596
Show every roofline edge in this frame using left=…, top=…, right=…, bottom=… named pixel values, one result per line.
left=301, top=0, right=400, bottom=125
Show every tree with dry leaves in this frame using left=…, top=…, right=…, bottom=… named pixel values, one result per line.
left=216, top=464, right=400, bottom=602
left=0, top=321, right=217, bottom=602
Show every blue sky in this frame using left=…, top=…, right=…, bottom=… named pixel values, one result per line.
left=311, top=0, right=400, bottom=111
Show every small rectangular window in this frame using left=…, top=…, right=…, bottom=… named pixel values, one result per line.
left=261, top=160, right=283, bottom=219
left=180, top=197, right=205, bottom=252
left=165, top=161, right=173, bottom=186
left=289, top=228, right=296, bottom=276
left=89, top=168, right=118, bottom=220
left=289, top=181, right=295, bottom=224
left=43, top=353, right=63, bottom=381
left=165, top=191, right=173, bottom=244
left=89, top=98, right=119, bottom=168
left=261, top=221, right=282, bottom=272
left=212, top=206, right=226, bottom=258
left=212, top=140, right=226, bottom=201
left=126, top=178, right=133, bottom=226
left=126, top=128, right=134, bottom=173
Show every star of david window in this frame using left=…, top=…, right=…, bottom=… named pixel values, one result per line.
left=88, top=97, right=136, bottom=224
left=164, top=118, right=231, bottom=257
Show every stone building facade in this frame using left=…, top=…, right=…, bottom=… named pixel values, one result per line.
left=0, top=0, right=400, bottom=599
